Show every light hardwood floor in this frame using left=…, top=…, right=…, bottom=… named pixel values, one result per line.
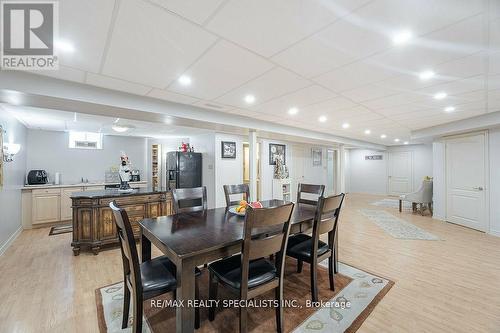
left=1, top=193, right=499, bottom=333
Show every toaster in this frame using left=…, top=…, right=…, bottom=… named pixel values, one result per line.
left=27, top=170, right=49, bottom=185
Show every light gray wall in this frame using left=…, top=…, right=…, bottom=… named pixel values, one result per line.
left=214, top=133, right=244, bottom=208
left=0, top=111, right=27, bottom=254
left=26, top=130, right=148, bottom=184
left=347, top=144, right=433, bottom=195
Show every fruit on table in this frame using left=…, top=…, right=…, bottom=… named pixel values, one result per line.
left=234, top=200, right=263, bottom=214
left=250, top=202, right=263, bottom=208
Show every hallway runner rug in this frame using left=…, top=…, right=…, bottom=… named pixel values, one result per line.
left=359, top=209, right=439, bottom=240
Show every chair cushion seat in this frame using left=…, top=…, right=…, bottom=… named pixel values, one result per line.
left=140, top=256, right=177, bottom=299
left=208, top=255, right=277, bottom=290
left=286, top=234, right=330, bottom=261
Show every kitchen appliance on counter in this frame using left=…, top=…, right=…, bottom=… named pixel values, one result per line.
left=27, top=170, right=49, bottom=185
left=166, top=152, right=202, bottom=191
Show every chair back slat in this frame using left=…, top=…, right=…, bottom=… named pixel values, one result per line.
left=109, top=201, right=142, bottom=294
left=172, top=187, right=207, bottom=213
left=297, top=183, right=325, bottom=206
left=223, top=184, right=250, bottom=207
left=248, top=233, right=285, bottom=260
left=239, top=203, right=294, bottom=296
left=310, top=193, right=345, bottom=258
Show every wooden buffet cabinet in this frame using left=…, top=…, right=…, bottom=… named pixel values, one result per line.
left=71, top=188, right=172, bottom=255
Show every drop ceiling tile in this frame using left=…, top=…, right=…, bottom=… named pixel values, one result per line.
left=86, top=73, right=152, bottom=95
left=149, top=0, right=224, bottom=24
left=418, top=75, right=485, bottom=97
left=302, top=96, right=358, bottom=116
left=361, top=91, right=431, bottom=110
left=147, top=89, right=199, bottom=104
left=103, top=0, right=217, bottom=88
left=271, top=36, right=354, bottom=78
left=58, top=0, right=115, bottom=72
left=489, top=74, right=500, bottom=90
left=488, top=90, right=500, bottom=112
left=375, top=103, right=434, bottom=116
left=30, top=66, right=86, bottom=83
left=490, top=18, right=500, bottom=52
left=376, top=73, right=447, bottom=92
left=254, top=85, right=336, bottom=114
left=434, top=52, right=486, bottom=79
left=215, top=67, right=311, bottom=107
left=205, top=0, right=340, bottom=57
left=340, top=84, right=400, bottom=102
left=354, top=0, right=484, bottom=38
left=169, top=40, right=273, bottom=100
left=314, top=60, right=397, bottom=92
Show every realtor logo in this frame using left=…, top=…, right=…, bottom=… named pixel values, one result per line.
left=1, top=1, right=58, bottom=70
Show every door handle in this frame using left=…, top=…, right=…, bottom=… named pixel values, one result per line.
left=473, top=186, right=484, bottom=191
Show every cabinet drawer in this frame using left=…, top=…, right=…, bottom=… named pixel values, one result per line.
left=32, top=188, right=61, bottom=196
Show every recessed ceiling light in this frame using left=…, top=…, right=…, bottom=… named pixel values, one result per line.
left=380, top=134, right=387, bottom=139
left=404, top=141, right=409, bottom=145
left=288, top=107, right=299, bottom=115
left=55, top=39, right=75, bottom=53
left=419, top=70, right=435, bottom=81
left=318, top=115, right=327, bottom=123
left=444, top=106, right=456, bottom=112
left=342, top=122, right=350, bottom=129
left=394, top=138, right=400, bottom=142
left=112, top=125, right=129, bottom=133
left=392, top=30, right=413, bottom=45
left=178, top=75, right=192, bottom=86
left=244, top=94, right=256, bottom=104
left=364, top=129, right=371, bottom=135
left=433, top=92, right=447, bottom=100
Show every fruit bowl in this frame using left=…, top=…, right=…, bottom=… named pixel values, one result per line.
left=228, top=200, right=264, bottom=216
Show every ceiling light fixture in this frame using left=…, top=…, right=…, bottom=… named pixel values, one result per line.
left=364, top=129, right=371, bottom=135
left=112, top=125, right=130, bottom=133
left=404, top=141, right=409, bottom=145
left=55, top=39, right=75, bottom=53
left=342, top=122, right=350, bottom=129
left=419, top=70, right=435, bottom=81
left=434, top=92, right=447, bottom=100
left=288, top=107, right=299, bottom=115
left=444, top=106, right=455, bottom=112
left=318, top=116, right=327, bottom=123
left=392, top=30, right=413, bottom=45
left=244, top=94, right=256, bottom=104
left=394, top=138, right=400, bottom=142
left=380, top=134, right=387, bottom=139
left=178, top=75, right=192, bottom=86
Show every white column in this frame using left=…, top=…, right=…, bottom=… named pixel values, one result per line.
left=336, top=144, right=346, bottom=194
left=248, top=130, right=258, bottom=201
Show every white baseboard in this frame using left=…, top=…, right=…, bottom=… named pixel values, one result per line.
left=0, top=226, right=22, bottom=257
left=488, top=229, right=500, bottom=237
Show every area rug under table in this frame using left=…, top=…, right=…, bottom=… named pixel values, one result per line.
left=359, top=209, right=440, bottom=240
left=96, top=260, right=393, bottom=333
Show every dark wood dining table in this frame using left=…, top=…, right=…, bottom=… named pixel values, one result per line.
left=139, top=199, right=325, bottom=333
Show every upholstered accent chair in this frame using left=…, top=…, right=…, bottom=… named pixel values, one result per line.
left=399, top=179, right=433, bottom=216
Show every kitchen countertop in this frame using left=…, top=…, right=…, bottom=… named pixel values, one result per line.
left=22, top=180, right=148, bottom=190
left=70, top=187, right=169, bottom=199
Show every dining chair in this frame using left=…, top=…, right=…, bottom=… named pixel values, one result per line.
left=110, top=201, right=201, bottom=332
left=296, top=183, right=325, bottom=206
left=223, top=183, right=250, bottom=207
left=208, top=202, right=295, bottom=333
left=172, top=186, right=207, bottom=213
left=286, top=193, right=345, bottom=302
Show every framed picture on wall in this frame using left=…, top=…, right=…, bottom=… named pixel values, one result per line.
left=221, top=141, right=236, bottom=158
left=269, top=143, right=286, bottom=165
left=312, top=148, right=322, bottom=166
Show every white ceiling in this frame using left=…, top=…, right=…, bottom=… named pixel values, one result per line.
left=30, top=0, right=500, bottom=145
left=2, top=105, right=210, bottom=139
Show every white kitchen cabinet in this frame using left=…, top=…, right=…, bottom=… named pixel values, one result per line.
left=60, top=187, right=83, bottom=221
left=32, top=189, right=61, bottom=224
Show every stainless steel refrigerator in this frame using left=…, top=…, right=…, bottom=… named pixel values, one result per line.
left=166, top=152, right=202, bottom=191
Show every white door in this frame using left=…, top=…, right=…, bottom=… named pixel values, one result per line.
left=446, top=133, right=487, bottom=231
left=388, top=151, right=413, bottom=195
left=291, top=145, right=305, bottom=200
